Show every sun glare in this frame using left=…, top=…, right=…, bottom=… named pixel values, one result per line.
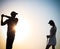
left=14, top=16, right=31, bottom=43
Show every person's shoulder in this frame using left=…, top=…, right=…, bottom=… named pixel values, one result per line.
left=15, top=18, right=18, bottom=22
left=53, top=26, right=57, bottom=31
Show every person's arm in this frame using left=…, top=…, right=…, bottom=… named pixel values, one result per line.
left=1, top=14, right=11, bottom=18
left=46, top=35, right=50, bottom=38
left=47, top=29, right=56, bottom=38
left=4, top=15, right=11, bottom=18
left=1, top=14, right=8, bottom=26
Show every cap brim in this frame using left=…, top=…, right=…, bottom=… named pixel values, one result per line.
left=16, top=13, right=18, bottom=15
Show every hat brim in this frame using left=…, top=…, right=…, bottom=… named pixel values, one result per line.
left=15, top=13, right=18, bottom=15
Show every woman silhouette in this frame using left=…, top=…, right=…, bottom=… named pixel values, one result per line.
left=46, top=20, right=57, bottom=49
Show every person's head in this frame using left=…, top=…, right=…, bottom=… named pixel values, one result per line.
left=48, top=20, right=55, bottom=27
left=10, top=11, right=18, bottom=18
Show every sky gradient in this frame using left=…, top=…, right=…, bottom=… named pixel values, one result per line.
left=0, top=0, right=60, bottom=49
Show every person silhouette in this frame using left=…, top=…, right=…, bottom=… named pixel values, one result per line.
left=1, top=11, right=18, bottom=49
left=46, top=20, right=57, bottom=49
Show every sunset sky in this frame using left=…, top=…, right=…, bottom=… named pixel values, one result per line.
left=0, top=0, right=60, bottom=49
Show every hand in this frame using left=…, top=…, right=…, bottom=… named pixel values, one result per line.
left=46, top=35, right=50, bottom=38
left=1, top=14, right=4, bottom=17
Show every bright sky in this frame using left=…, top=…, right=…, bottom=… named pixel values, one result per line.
left=0, top=0, right=60, bottom=49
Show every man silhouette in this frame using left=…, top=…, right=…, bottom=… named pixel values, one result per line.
left=1, top=11, right=18, bottom=49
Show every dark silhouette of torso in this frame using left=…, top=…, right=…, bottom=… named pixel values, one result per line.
left=7, top=18, right=18, bottom=35
left=6, top=17, right=18, bottom=49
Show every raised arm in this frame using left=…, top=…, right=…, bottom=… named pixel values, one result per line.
left=4, top=15, right=11, bottom=18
